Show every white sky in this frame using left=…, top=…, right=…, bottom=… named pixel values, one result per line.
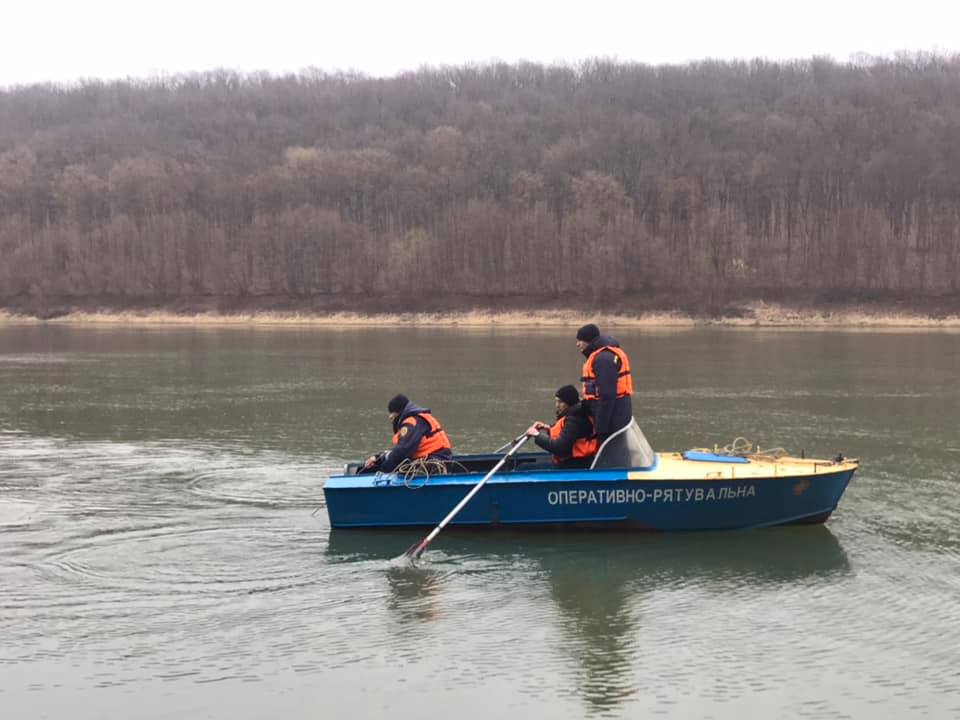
left=2, top=0, right=958, bottom=87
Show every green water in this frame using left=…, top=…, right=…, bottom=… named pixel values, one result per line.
left=1, top=325, right=958, bottom=718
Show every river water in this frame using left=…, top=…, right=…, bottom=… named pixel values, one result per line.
left=1, top=324, right=959, bottom=719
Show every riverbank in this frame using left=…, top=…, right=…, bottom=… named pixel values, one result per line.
left=3, top=298, right=960, bottom=328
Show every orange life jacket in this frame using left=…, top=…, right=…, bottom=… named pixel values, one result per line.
left=549, top=415, right=599, bottom=464
left=581, top=345, right=633, bottom=401
left=392, top=412, right=452, bottom=459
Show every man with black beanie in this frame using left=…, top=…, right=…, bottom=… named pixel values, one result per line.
left=575, top=323, right=634, bottom=443
left=361, top=394, right=453, bottom=473
left=526, top=385, right=597, bottom=467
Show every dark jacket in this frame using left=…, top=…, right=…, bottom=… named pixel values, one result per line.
left=379, top=401, right=453, bottom=473
left=581, top=334, right=634, bottom=439
left=533, top=403, right=595, bottom=467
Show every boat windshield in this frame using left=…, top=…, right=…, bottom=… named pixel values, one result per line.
left=590, top=418, right=656, bottom=469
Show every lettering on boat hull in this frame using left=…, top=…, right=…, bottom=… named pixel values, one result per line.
left=546, top=484, right=757, bottom=506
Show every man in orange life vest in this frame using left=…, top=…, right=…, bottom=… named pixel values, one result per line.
left=361, top=394, right=453, bottom=473
left=575, top=323, right=634, bottom=443
left=526, top=385, right=598, bottom=468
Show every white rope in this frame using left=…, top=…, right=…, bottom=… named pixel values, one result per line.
left=395, top=457, right=468, bottom=489
left=689, top=436, right=788, bottom=460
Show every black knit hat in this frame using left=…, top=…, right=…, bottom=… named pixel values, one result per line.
left=575, top=323, right=600, bottom=342
left=387, top=394, right=409, bottom=414
left=555, top=385, right=580, bottom=407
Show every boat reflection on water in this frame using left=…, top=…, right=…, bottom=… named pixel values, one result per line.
left=326, top=524, right=851, bottom=585
left=541, top=542, right=639, bottom=712
left=326, top=527, right=851, bottom=713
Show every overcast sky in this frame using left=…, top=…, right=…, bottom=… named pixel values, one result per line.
left=2, top=0, right=958, bottom=87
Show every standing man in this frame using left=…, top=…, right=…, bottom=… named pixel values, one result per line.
left=526, top=385, right=598, bottom=468
left=575, top=323, right=634, bottom=443
left=361, top=394, right=453, bottom=473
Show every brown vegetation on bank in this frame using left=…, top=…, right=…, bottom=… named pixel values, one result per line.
left=2, top=293, right=959, bottom=327
left=2, top=56, right=960, bottom=314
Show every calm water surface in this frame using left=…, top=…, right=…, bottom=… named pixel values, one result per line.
left=1, top=325, right=959, bottom=719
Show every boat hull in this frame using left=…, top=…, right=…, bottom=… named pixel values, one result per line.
left=323, top=460, right=856, bottom=532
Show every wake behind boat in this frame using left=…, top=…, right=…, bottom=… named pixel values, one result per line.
left=323, top=421, right=858, bottom=532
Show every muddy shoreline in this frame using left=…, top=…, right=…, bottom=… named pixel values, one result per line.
left=3, top=293, right=960, bottom=327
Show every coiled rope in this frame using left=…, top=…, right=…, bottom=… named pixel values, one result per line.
left=690, top=436, right=788, bottom=460
left=394, top=457, right=469, bottom=489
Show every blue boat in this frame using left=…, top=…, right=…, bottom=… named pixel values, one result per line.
left=323, top=421, right=858, bottom=531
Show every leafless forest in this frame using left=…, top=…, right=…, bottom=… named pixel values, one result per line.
left=2, top=56, right=959, bottom=313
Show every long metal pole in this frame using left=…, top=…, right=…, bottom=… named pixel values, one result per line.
left=493, top=432, right=527, bottom=454
left=404, top=434, right=530, bottom=560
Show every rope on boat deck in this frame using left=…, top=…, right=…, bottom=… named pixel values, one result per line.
left=689, top=436, right=788, bottom=460
left=396, top=458, right=469, bottom=489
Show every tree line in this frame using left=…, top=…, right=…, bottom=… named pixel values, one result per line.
left=2, top=55, right=959, bottom=309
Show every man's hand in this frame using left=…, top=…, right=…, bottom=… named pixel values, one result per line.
left=362, top=454, right=380, bottom=471
left=525, top=422, right=546, bottom=437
